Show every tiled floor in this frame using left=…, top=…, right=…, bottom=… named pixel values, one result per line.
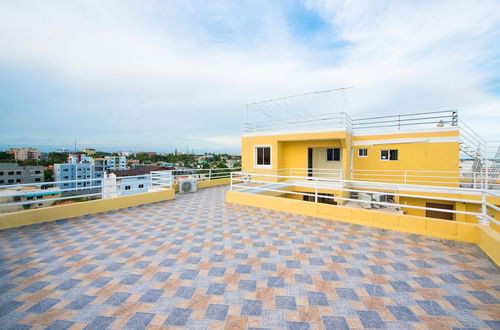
left=0, top=185, right=499, bottom=329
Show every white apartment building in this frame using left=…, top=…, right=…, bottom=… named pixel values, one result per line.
left=105, top=156, right=127, bottom=171
left=54, top=163, right=93, bottom=190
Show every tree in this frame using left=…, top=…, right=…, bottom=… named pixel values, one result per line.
left=0, top=151, right=14, bottom=160
left=44, top=169, right=54, bottom=182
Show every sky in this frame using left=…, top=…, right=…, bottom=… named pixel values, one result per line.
left=1, top=0, right=499, bottom=154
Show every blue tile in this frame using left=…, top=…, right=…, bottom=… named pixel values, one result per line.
left=91, top=277, right=113, bottom=288
left=0, top=300, right=23, bottom=318
left=459, top=271, right=483, bottom=280
left=345, top=268, right=364, bottom=277
left=484, top=321, right=500, bottom=329
left=268, top=276, right=285, bottom=288
left=65, top=295, right=96, bottom=310
left=175, top=286, right=196, bottom=299
left=330, top=255, right=347, bottom=263
left=160, top=258, right=176, bottom=266
left=413, top=277, right=439, bottom=288
left=389, top=280, right=414, bottom=292
left=186, top=257, right=201, bottom=264
left=276, top=296, right=296, bottom=310
left=154, top=272, right=171, bottom=282
left=105, top=292, right=130, bottom=306
left=286, top=260, right=301, bottom=268
left=236, top=264, right=251, bottom=274
left=139, top=289, right=164, bottom=303
left=84, top=316, right=115, bottom=330
left=308, top=258, right=324, bottom=265
left=165, top=308, right=192, bottom=326
left=77, top=264, right=98, bottom=273
left=235, top=253, right=248, bottom=259
left=207, top=283, right=226, bottom=295
left=364, top=284, right=385, bottom=297
left=388, top=306, right=420, bottom=322
left=121, top=274, right=143, bottom=285
left=23, top=281, right=50, bottom=293
left=134, top=260, right=152, bottom=268
left=438, top=274, right=463, bottom=284
left=105, top=262, right=123, bottom=271
left=239, top=280, right=257, bottom=292
left=257, top=251, right=270, bottom=258
left=295, top=274, right=313, bottom=284
left=357, top=310, right=385, bottom=329
left=444, top=296, right=478, bottom=310
left=125, top=312, right=155, bottom=328
left=369, top=265, right=386, bottom=274
left=262, top=262, right=277, bottom=271
left=391, top=263, right=410, bottom=271
left=210, top=255, right=224, bottom=262
left=55, top=279, right=81, bottom=291
left=322, top=316, right=349, bottom=330
left=205, top=304, right=229, bottom=321
left=180, top=269, right=199, bottom=280
left=336, top=288, right=359, bottom=301
left=208, top=267, right=226, bottom=277
left=416, top=300, right=447, bottom=316
left=46, top=320, right=75, bottom=330
left=27, top=298, right=60, bottom=313
left=306, top=291, right=329, bottom=306
left=241, top=300, right=262, bottom=316
left=287, top=321, right=310, bottom=330
left=321, top=271, right=339, bottom=281
left=468, top=291, right=498, bottom=304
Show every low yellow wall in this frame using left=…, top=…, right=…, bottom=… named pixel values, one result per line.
left=0, top=188, right=175, bottom=230
left=172, top=178, right=231, bottom=192
left=226, top=191, right=500, bottom=266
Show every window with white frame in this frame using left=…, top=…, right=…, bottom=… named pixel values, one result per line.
left=326, top=148, right=341, bottom=161
left=255, top=146, right=271, bottom=166
left=358, top=148, right=368, bottom=157
left=381, top=149, right=398, bottom=161
left=125, top=185, right=131, bottom=190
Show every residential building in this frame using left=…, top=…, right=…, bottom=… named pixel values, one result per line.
left=0, top=186, right=61, bottom=213
left=102, top=166, right=174, bottom=199
left=118, top=150, right=133, bottom=157
left=54, top=163, right=93, bottom=190
left=82, top=148, right=96, bottom=155
left=105, top=156, right=127, bottom=171
left=7, top=148, right=40, bottom=161
left=0, top=164, right=44, bottom=185
left=228, top=91, right=499, bottom=226
left=90, top=158, right=108, bottom=186
left=68, top=153, right=93, bottom=164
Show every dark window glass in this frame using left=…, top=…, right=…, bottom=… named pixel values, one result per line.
left=125, top=186, right=131, bottom=190
left=16, top=171, right=21, bottom=175
left=35, top=178, right=41, bottom=182
left=8, top=171, right=14, bottom=175
left=327, top=148, right=341, bottom=161
left=381, top=149, right=398, bottom=161
left=256, top=147, right=271, bottom=165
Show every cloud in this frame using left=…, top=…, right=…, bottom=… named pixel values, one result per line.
left=0, top=0, right=499, bottom=152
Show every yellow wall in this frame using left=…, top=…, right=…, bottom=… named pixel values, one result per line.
left=0, top=188, right=175, bottom=230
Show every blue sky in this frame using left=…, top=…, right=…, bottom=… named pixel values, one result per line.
left=1, top=0, right=499, bottom=154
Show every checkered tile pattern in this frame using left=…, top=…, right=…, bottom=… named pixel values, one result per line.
left=1, top=185, right=499, bottom=329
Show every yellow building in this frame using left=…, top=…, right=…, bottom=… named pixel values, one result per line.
left=228, top=90, right=499, bottom=235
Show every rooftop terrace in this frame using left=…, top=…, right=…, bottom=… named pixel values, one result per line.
left=1, top=186, right=499, bottom=329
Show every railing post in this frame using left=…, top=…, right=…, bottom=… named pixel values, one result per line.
left=479, top=190, right=489, bottom=226
left=209, top=169, right=212, bottom=181
left=473, top=172, right=476, bottom=189
left=230, top=172, right=233, bottom=191
left=315, top=178, right=318, bottom=203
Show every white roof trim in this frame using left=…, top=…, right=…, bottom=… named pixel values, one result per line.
left=353, top=136, right=459, bottom=146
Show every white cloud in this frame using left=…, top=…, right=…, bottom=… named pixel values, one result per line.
left=0, top=0, right=499, bottom=150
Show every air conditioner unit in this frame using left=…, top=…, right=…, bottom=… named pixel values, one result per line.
left=358, top=193, right=372, bottom=209
left=179, top=178, right=197, bottom=193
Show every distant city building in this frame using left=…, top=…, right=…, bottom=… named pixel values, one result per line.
left=103, top=166, right=173, bottom=199
left=55, top=148, right=70, bottom=153
left=0, top=186, right=61, bottom=213
left=105, top=156, right=127, bottom=171
left=127, top=159, right=140, bottom=168
left=82, top=148, right=96, bottom=155
left=54, top=163, right=93, bottom=189
left=90, top=158, right=108, bottom=186
left=138, top=152, right=157, bottom=156
left=68, top=153, right=93, bottom=164
left=7, top=148, right=40, bottom=161
left=0, top=164, right=44, bottom=185
left=118, top=151, right=133, bottom=157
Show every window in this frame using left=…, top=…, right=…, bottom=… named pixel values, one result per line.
left=8, top=179, right=14, bottom=184
left=358, top=148, right=368, bottom=157
left=35, top=171, right=41, bottom=174
left=37, top=195, right=43, bottom=199
left=0, top=180, right=3, bottom=184
left=35, top=178, right=41, bottom=182
left=8, top=171, right=14, bottom=175
left=16, top=171, right=21, bottom=175
left=255, top=146, right=271, bottom=166
left=27, top=196, right=34, bottom=200
left=13, top=196, right=21, bottom=202
left=16, top=179, right=21, bottom=183
left=0, top=172, right=3, bottom=175
left=63, top=183, right=68, bottom=187
left=63, top=168, right=68, bottom=172
left=63, top=176, right=68, bottom=179
left=138, top=184, right=144, bottom=188
left=381, top=149, right=398, bottom=161
left=125, top=185, right=131, bottom=190
left=326, top=148, right=341, bottom=161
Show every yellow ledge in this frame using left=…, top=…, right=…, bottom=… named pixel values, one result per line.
left=226, top=191, right=500, bottom=266
left=0, top=188, right=175, bottom=230
left=172, top=178, right=231, bottom=191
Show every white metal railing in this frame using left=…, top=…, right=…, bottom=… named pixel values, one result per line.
left=173, top=167, right=241, bottom=182
left=230, top=171, right=500, bottom=227
left=351, top=110, right=458, bottom=131
left=0, top=172, right=173, bottom=211
left=351, top=169, right=500, bottom=189
left=244, top=113, right=351, bottom=134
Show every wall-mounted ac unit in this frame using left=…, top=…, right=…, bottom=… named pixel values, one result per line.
left=358, top=193, right=372, bottom=209
left=179, top=178, right=197, bottom=193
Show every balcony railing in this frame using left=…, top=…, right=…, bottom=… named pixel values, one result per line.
left=230, top=169, right=500, bottom=227
left=172, top=167, right=241, bottom=182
